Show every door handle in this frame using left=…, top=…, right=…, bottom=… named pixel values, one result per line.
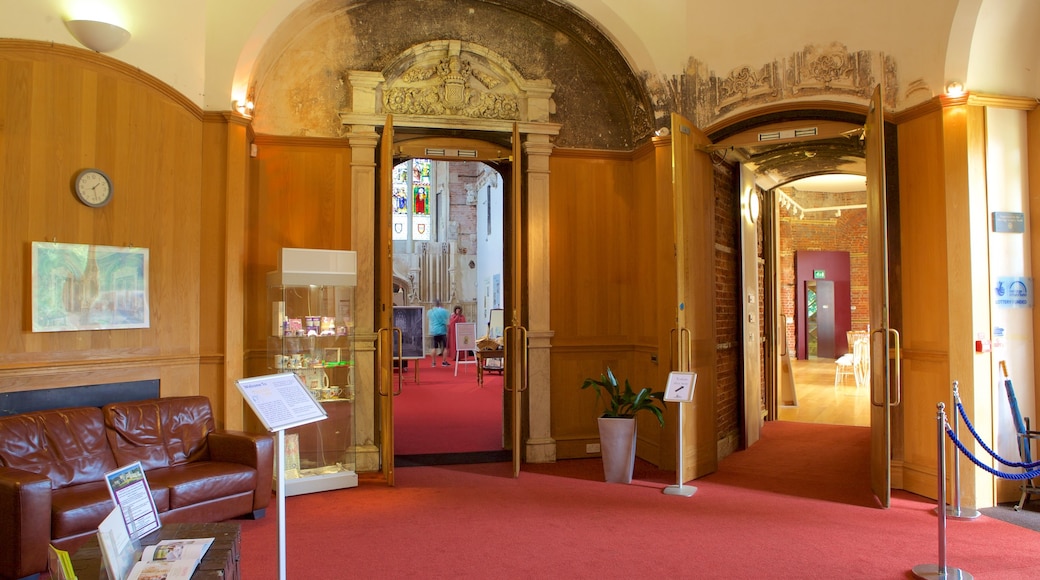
left=376, top=327, right=404, bottom=397
left=888, top=328, right=900, bottom=407
left=869, top=327, right=901, bottom=407
left=503, top=325, right=528, bottom=392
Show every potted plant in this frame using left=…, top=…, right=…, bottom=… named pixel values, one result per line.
left=582, top=367, right=665, bottom=483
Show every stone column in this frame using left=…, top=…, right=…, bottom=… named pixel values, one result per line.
left=346, top=125, right=380, bottom=472
left=524, top=134, right=556, bottom=463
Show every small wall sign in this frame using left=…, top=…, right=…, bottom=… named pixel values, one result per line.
left=813, top=269, right=825, bottom=279
left=992, top=212, right=1025, bottom=233
left=994, top=276, right=1033, bottom=309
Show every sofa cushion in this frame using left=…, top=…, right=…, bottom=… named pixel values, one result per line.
left=146, top=462, right=256, bottom=510
left=0, top=407, right=116, bottom=489
left=50, top=478, right=172, bottom=541
left=104, top=396, right=215, bottom=470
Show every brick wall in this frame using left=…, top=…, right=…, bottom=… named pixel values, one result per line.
left=714, top=162, right=740, bottom=452
left=447, top=161, right=483, bottom=253
left=778, top=192, right=869, bottom=354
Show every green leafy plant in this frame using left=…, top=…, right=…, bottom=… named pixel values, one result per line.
left=581, top=367, right=665, bottom=426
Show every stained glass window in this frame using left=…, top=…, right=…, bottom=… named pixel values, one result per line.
left=391, top=164, right=410, bottom=241
left=391, top=159, right=434, bottom=242
left=412, top=159, right=432, bottom=241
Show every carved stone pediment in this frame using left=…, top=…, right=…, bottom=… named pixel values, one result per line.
left=344, top=40, right=555, bottom=127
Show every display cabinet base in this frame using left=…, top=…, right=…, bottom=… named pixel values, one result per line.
left=276, top=469, right=358, bottom=496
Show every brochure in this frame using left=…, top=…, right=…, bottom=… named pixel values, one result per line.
left=125, top=538, right=215, bottom=580
left=96, top=508, right=137, bottom=580
left=104, top=461, right=161, bottom=540
left=47, top=544, right=77, bottom=580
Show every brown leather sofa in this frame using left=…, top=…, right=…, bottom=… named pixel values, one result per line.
left=0, top=396, right=273, bottom=580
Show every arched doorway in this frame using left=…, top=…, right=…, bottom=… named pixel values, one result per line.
left=708, top=102, right=903, bottom=506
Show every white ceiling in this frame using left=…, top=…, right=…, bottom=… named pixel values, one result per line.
left=785, top=174, right=866, bottom=193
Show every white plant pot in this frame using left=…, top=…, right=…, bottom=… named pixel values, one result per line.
left=598, top=416, right=637, bottom=484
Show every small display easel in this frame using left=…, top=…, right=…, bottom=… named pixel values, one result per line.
left=236, top=372, right=328, bottom=580
left=663, top=371, right=697, bottom=497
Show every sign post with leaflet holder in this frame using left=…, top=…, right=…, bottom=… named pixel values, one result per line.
left=236, top=372, right=328, bottom=580
left=663, top=371, right=697, bottom=497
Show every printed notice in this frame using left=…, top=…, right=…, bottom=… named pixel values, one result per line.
left=104, top=461, right=161, bottom=541
left=664, top=372, right=697, bottom=403
left=235, top=372, right=328, bottom=432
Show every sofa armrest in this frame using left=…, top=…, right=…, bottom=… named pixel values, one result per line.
left=208, top=431, right=274, bottom=512
left=0, top=466, right=53, bottom=580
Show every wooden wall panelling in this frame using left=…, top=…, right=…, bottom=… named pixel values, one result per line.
left=244, top=135, right=353, bottom=425
left=0, top=43, right=204, bottom=401
left=1029, top=107, right=1040, bottom=428
left=896, top=108, right=952, bottom=499
left=547, top=149, right=654, bottom=460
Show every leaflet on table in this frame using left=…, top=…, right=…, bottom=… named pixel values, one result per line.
left=47, top=544, right=76, bottom=580
left=104, top=461, right=161, bottom=540
left=125, top=537, right=215, bottom=580
left=97, top=508, right=137, bottom=580
left=235, top=372, right=328, bottom=432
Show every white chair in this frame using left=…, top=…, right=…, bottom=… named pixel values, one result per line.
left=834, top=353, right=855, bottom=387
left=454, top=322, right=477, bottom=376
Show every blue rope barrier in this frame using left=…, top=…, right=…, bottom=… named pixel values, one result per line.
left=945, top=425, right=1040, bottom=480
left=954, top=401, right=1040, bottom=469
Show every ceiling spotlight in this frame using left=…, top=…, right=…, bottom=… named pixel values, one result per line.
left=654, top=127, right=670, bottom=137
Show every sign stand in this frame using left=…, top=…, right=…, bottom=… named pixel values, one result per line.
left=662, top=371, right=697, bottom=497
left=236, top=373, right=328, bottom=580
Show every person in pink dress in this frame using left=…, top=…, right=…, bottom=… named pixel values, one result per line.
left=448, top=305, right=466, bottom=360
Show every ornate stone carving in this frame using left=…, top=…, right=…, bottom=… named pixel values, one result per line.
left=382, top=44, right=521, bottom=120
left=647, top=42, right=899, bottom=129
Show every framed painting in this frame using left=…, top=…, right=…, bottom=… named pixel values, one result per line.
left=31, top=242, right=149, bottom=332
left=392, top=305, right=425, bottom=360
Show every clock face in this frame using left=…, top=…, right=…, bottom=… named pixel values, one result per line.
left=75, top=169, right=113, bottom=207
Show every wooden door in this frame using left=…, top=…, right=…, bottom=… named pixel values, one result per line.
left=739, top=164, right=762, bottom=446
left=670, top=113, right=718, bottom=480
left=866, top=85, right=899, bottom=508
left=503, top=123, right=527, bottom=478
left=816, top=280, right=836, bottom=359
left=377, top=115, right=396, bottom=485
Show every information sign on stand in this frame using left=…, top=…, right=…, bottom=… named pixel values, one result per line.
left=236, top=373, right=328, bottom=580
left=663, top=372, right=698, bottom=498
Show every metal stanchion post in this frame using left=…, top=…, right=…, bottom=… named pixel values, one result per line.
left=936, top=382, right=980, bottom=520
left=913, top=403, right=972, bottom=579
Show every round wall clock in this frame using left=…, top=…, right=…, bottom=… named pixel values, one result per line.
left=73, top=168, right=113, bottom=207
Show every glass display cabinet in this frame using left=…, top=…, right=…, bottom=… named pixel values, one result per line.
left=267, top=248, right=357, bottom=496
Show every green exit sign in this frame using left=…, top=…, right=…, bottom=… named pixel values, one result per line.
left=813, top=270, right=825, bottom=279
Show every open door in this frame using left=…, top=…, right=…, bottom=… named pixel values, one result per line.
left=739, top=164, right=762, bottom=447
left=670, top=113, right=718, bottom=480
left=865, top=85, right=900, bottom=507
left=503, top=123, right=527, bottom=478
left=377, top=115, right=397, bottom=485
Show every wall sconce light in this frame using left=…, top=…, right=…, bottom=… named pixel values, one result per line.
left=65, top=19, right=131, bottom=53
left=742, top=189, right=760, bottom=225
left=945, top=81, right=965, bottom=97
left=232, top=100, right=255, bottom=116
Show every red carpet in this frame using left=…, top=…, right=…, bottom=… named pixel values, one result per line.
left=392, top=355, right=504, bottom=455
left=238, top=421, right=1040, bottom=579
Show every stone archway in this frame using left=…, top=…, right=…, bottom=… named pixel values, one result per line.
left=341, top=39, right=560, bottom=465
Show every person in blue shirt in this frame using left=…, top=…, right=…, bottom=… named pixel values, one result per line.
left=428, top=300, right=450, bottom=367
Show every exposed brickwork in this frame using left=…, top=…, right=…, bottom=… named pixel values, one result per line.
left=714, top=162, right=741, bottom=452
left=778, top=194, right=868, bottom=355
left=446, top=161, right=483, bottom=253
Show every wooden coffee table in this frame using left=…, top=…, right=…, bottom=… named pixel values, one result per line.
left=71, top=521, right=241, bottom=580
